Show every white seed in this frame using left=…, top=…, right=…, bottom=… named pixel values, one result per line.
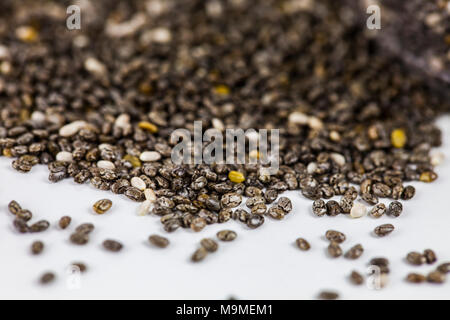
left=59, top=120, right=86, bottom=137
left=131, top=177, right=146, bottom=191
left=329, top=130, right=341, bottom=142
left=30, top=111, right=46, bottom=123
left=430, top=152, right=444, bottom=166
left=0, top=45, right=10, bottom=59
left=144, top=188, right=157, bottom=203
left=308, top=116, right=324, bottom=130
left=350, top=202, right=367, bottom=219
left=105, top=13, right=146, bottom=38
left=288, top=111, right=309, bottom=125
left=84, top=57, right=107, bottom=76
left=97, top=160, right=115, bottom=170
left=56, top=151, right=73, bottom=162
left=137, top=200, right=153, bottom=216
left=140, top=151, right=161, bottom=162
left=151, top=27, right=172, bottom=43
left=115, top=113, right=130, bottom=129
left=307, top=162, right=317, bottom=174
left=212, top=118, right=224, bottom=131
left=98, top=143, right=113, bottom=151
left=330, top=153, right=346, bottom=166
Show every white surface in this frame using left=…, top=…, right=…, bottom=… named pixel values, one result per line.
left=0, top=117, right=450, bottom=300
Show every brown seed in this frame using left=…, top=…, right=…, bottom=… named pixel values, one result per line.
left=387, top=201, right=403, bottom=217
left=93, top=199, right=112, bottom=214
left=148, top=234, right=169, bottom=248
left=70, top=262, right=87, bottom=273
left=406, top=273, right=426, bottom=283
left=217, top=230, right=237, bottom=242
left=326, top=200, right=341, bottom=216
left=374, top=224, right=395, bottom=237
left=190, top=217, right=206, bottom=232
left=75, top=223, right=95, bottom=234
left=437, top=262, right=450, bottom=274
left=191, top=247, right=208, bottom=262
left=370, top=257, right=389, bottom=267
left=13, top=218, right=29, bottom=233
left=266, top=206, right=285, bottom=220
left=344, top=244, right=364, bottom=259
left=295, top=238, right=311, bottom=251
left=8, top=200, right=22, bottom=215
left=427, top=271, right=446, bottom=284
left=40, top=272, right=55, bottom=285
left=246, top=214, right=265, bottom=229
left=318, top=291, right=339, bottom=300
left=200, top=238, right=218, bottom=252
left=29, top=220, right=50, bottom=233
left=423, top=249, right=437, bottom=264
left=31, top=241, right=44, bottom=255
left=70, top=232, right=89, bottom=245
left=58, top=216, right=71, bottom=229
left=17, top=209, right=32, bottom=221
left=312, top=199, right=327, bottom=216
left=350, top=271, right=364, bottom=285
left=406, top=252, right=426, bottom=266
left=103, top=239, right=123, bottom=252
left=370, top=203, right=386, bottom=218
left=325, top=230, right=346, bottom=243
left=328, top=242, right=343, bottom=258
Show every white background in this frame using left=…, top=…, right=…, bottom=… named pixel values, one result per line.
left=0, top=117, right=449, bottom=300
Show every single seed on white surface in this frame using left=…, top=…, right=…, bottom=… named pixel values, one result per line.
left=131, top=177, right=146, bottom=191
left=288, top=111, right=309, bottom=125
left=140, top=151, right=161, bottom=162
left=115, top=113, right=130, bottom=129
left=97, top=160, right=115, bottom=170
left=144, top=188, right=157, bottom=203
left=430, top=152, right=444, bottom=166
left=30, top=111, right=45, bottom=123
left=56, top=151, right=73, bottom=162
left=137, top=200, right=153, bottom=216
left=330, top=153, right=346, bottom=166
left=59, top=120, right=86, bottom=137
left=307, top=162, right=317, bottom=174
left=350, top=202, right=367, bottom=218
left=308, top=116, right=324, bottom=130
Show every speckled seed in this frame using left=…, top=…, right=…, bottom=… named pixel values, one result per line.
left=406, top=252, right=426, bottom=266
left=30, top=220, right=50, bottom=233
left=191, top=247, right=208, bottom=262
left=40, top=272, right=55, bottom=284
left=350, top=271, right=364, bottom=285
left=56, top=151, right=73, bottom=162
left=97, top=160, right=115, bottom=170
left=131, top=176, right=146, bottom=191
left=70, top=232, right=89, bottom=245
left=437, top=262, right=450, bottom=274
left=370, top=203, right=386, bottom=218
left=344, top=244, right=364, bottom=259
left=266, top=206, right=285, bottom=220
left=8, top=200, right=22, bottom=215
left=427, top=271, right=446, bottom=284
left=75, top=223, right=94, bottom=234
left=423, top=249, right=437, bottom=264
left=326, top=200, right=341, bottom=216
left=190, top=217, right=206, bottom=232
left=325, top=230, right=346, bottom=243
left=58, top=216, right=71, bottom=229
left=148, top=235, right=169, bottom=248
left=247, top=214, right=265, bottom=229
left=277, top=197, right=292, bottom=213
left=103, top=240, right=123, bottom=252
left=140, top=151, right=161, bottom=162
left=318, top=291, right=338, bottom=300
left=31, top=241, right=44, bottom=255
left=93, top=199, right=112, bottom=214
left=387, top=201, right=403, bottom=217
left=328, top=242, right=343, bottom=258
left=144, top=188, right=157, bottom=202
left=217, top=230, right=237, bottom=241
left=374, top=224, right=395, bottom=237
left=200, top=238, right=218, bottom=252
left=13, top=218, right=29, bottom=233
left=312, top=199, right=327, bottom=216
left=70, top=262, right=87, bottom=273
left=17, top=209, right=32, bottom=222
left=350, top=202, right=366, bottom=218
left=406, top=273, right=426, bottom=284
left=296, top=238, right=310, bottom=251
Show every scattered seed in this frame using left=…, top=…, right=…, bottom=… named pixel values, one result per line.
left=93, top=199, right=112, bottom=214
left=406, top=252, right=426, bottom=266
left=406, top=273, right=426, bottom=284
left=103, top=240, right=123, bottom=252
left=217, top=230, right=237, bottom=242
left=148, top=235, right=169, bottom=248
left=40, top=272, right=55, bottom=285
left=200, top=238, right=218, bottom=252
left=191, top=247, right=208, bottom=262
left=374, top=224, right=395, bottom=237
left=423, top=249, right=437, bottom=264
left=427, top=271, right=446, bottom=284
left=58, top=216, right=71, bottom=229
left=350, top=271, right=364, bottom=285
left=387, top=201, right=403, bottom=217
left=325, top=230, right=346, bottom=243
left=295, top=238, right=311, bottom=251
left=345, top=244, right=364, bottom=259
left=31, top=241, right=44, bottom=255
left=318, top=291, right=339, bottom=300
left=328, top=242, right=343, bottom=258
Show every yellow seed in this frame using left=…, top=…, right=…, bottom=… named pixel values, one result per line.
left=420, top=171, right=437, bottom=183
left=391, top=129, right=407, bottom=148
left=123, top=154, right=142, bottom=168
left=214, top=85, right=230, bottom=95
left=138, top=82, right=153, bottom=95
left=2, top=148, right=12, bottom=157
left=138, top=121, right=158, bottom=133
left=228, top=171, right=245, bottom=183
left=20, top=109, right=30, bottom=122
left=16, top=26, right=38, bottom=43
